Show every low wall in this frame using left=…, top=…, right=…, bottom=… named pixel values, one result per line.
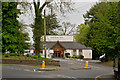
left=1, top=59, right=60, bottom=66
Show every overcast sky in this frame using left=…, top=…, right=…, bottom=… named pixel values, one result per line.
left=18, top=1, right=98, bottom=44
left=57, top=2, right=97, bottom=25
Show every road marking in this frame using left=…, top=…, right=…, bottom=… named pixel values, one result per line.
left=88, top=65, right=100, bottom=69
left=68, top=63, right=73, bottom=64
left=33, top=69, right=44, bottom=72
left=24, top=69, right=31, bottom=72
left=57, top=74, right=78, bottom=80
left=95, top=73, right=114, bottom=80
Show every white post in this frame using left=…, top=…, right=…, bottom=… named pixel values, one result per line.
left=43, top=50, right=45, bottom=57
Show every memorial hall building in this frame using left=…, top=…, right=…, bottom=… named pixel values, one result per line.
left=39, top=35, right=92, bottom=60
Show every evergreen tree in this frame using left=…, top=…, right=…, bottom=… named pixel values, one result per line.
left=19, top=22, right=30, bottom=53
left=46, top=14, right=61, bottom=35
left=2, top=2, right=22, bottom=53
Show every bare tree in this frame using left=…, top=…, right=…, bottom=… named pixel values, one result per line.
left=57, top=22, right=76, bottom=35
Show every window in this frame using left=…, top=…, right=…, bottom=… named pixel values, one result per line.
left=73, top=49, right=76, bottom=55
left=79, top=49, right=82, bottom=55
left=79, top=49, right=82, bottom=52
left=73, top=49, right=76, bottom=52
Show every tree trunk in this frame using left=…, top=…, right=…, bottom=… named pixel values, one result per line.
left=105, top=53, right=110, bottom=62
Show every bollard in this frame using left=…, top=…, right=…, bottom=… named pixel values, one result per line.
left=85, top=61, right=88, bottom=67
left=42, top=61, right=45, bottom=68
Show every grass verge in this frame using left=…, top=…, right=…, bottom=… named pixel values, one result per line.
left=0, top=64, right=58, bottom=67
left=1, top=55, right=52, bottom=61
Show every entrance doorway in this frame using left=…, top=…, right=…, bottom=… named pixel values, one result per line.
left=54, top=51, right=61, bottom=58
left=51, top=41, right=65, bottom=58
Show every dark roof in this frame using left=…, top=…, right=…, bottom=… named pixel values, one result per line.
left=46, top=42, right=91, bottom=49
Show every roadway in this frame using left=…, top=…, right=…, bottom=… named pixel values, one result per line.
left=2, top=59, right=113, bottom=80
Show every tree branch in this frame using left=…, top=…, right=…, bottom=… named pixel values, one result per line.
left=33, top=0, right=37, bottom=17
left=37, top=0, right=40, bottom=9
left=39, top=1, right=50, bottom=13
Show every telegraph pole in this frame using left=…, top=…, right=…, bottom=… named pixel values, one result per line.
left=44, top=9, right=47, bottom=58
left=118, top=1, right=120, bottom=79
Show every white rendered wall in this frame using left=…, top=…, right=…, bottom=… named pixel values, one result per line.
left=43, top=50, right=53, bottom=58
left=82, top=49, right=92, bottom=59
left=30, top=50, right=34, bottom=53
left=49, top=50, right=54, bottom=53
left=48, top=50, right=54, bottom=58
left=43, top=50, right=45, bottom=56
left=64, top=49, right=80, bottom=57
left=64, top=50, right=73, bottom=56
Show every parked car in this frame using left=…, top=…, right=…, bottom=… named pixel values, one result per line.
left=99, top=54, right=105, bottom=62
left=40, top=53, right=45, bottom=58
left=24, top=50, right=30, bottom=55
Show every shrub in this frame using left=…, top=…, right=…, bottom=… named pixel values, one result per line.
left=72, top=56, right=76, bottom=58
left=22, top=54, right=24, bottom=56
left=9, top=53, right=17, bottom=56
left=78, top=55, right=84, bottom=59
left=76, top=55, right=79, bottom=59
left=5, top=54, right=9, bottom=57
left=17, top=54, right=20, bottom=56
left=33, top=56, right=38, bottom=59
left=65, top=53, right=70, bottom=58
left=26, top=54, right=29, bottom=57
left=75, top=56, right=77, bottom=58
left=2, top=53, right=5, bottom=55
left=29, top=55, right=33, bottom=57
left=68, top=55, right=71, bottom=58
left=38, top=55, right=41, bottom=58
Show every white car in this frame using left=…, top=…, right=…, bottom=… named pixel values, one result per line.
left=24, top=50, right=30, bottom=55
left=40, top=53, right=45, bottom=57
left=99, top=54, right=105, bottom=58
left=99, top=54, right=105, bottom=61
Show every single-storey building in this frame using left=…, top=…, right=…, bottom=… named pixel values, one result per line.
left=39, top=35, right=92, bottom=60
